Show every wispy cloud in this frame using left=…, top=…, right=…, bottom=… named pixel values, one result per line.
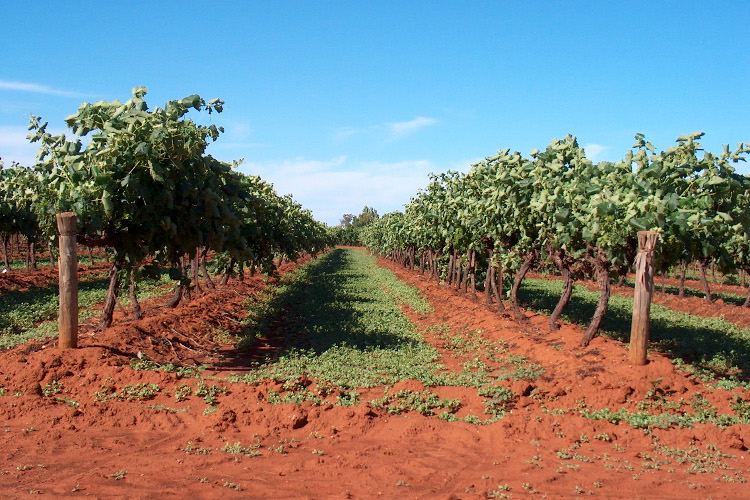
left=335, top=116, right=439, bottom=143
left=0, top=125, right=39, bottom=166
left=584, top=143, right=608, bottom=163
left=239, top=156, right=438, bottom=225
left=0, top=80, right=83, bottom=97
left=333, top=126, right=361, bottom=141
left=203, top=119, right=263, bottom=154
left=387, top=116, right=438, bottom=139
left=221, top=120, right=254, bottom=141
left=210, top=142, right=265, bottom=152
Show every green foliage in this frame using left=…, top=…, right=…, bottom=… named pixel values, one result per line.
left=119, top=383, right=161, bottom=401
left=362, top=133, right=750, bottom=342
left=370, top=389, right=462, bottom=416
left=174, top=384, right=192, bottom=402
left=16, top=87, right=332, bottom=328
left=478, top=385, right=516, bottom=417
left=221, top=441, right=261, bottom=457
left=28, top=88, right=230, bottom=266
left=41, top=380, right=63, bottom=397
left=94, top=383, right=160, bottom=402
left=195, top=381, right=227, bottom=405
left=228, top=248, right=543, bottom=424
left=182, top=441, right=212, bottom=455
left=130, top=359, right=205, bottom=379
left=234, top=249, right=447, bottom=390
left=108, top=470, right=127, bottom=480
left=0, top=163, right=51, bottom=253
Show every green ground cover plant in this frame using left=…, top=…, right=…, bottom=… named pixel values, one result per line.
left=229, top=248, right=544, bottom=422
left=233, top=249, right=448, bottom=389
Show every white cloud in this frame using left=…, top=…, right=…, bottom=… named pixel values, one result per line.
left=584, top=143, right=609, bottom=163
left=202, top=119, right=262, bottom=155
left=387, top=116, right=438, bottom=139
left=209, top=141, right=265, bottom=152
left=239, top=157, right=438, bottom=225
left=333, top=126, right=361, bottom=141
left=0, top=80, right=83, bottom=97
left=334, top=116, right=439, bottom=143
left=220, top=119, right=254, bottom=141
left=0, top=126, right=38, bottom=166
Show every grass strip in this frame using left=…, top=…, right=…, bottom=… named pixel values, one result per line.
left=619, top=277, right=748, bottom=307
left=232, top=248, right=543, bottom=423
left=0, top=271, right=173, bottom=350
left=237, top=248, right=446, bottom=388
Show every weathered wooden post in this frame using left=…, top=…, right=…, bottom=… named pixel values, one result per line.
left=629, top=231, right=659, bottom=365
left=56, top=212, right=78, bottom=349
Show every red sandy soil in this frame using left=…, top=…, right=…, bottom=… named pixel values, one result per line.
left=0, top=255, right=749, bottom=498
left=0, top=261, right=112, bottom=294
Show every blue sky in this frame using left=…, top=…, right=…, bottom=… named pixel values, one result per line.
left=1, top=1, right=748, bottom=225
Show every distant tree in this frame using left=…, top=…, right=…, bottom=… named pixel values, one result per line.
left=356, top=206, right=379, bottom=227
left=337, top=206, right=380, bottom=245
left=340, top=213, right=355, bottom=228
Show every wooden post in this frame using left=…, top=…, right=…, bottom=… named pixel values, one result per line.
left=629, top=231, right=659, bottom=365
left=56, top=212, right=78, bottom=349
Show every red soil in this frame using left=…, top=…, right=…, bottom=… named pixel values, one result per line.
left=0, top=255, right=749, bottom=498
left=0, top=260, right=111, bottom=294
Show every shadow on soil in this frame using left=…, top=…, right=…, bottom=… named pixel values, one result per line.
left=0, top=278, right=110, bottom=335
left=620, top=277, right=748, bottom=307
left=217, top=248, right=423, bottom=371
left=519, top=279, right=750, bottom=382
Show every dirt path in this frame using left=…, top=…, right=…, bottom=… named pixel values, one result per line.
left=0, top=251, right=749, bottom=498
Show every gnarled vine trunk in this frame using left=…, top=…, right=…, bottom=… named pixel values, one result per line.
left=678, top=261, right=687, bottom=298
left=491, top=262, right=506, bottom=313
left=549, top=248, right=573, bottom=332
left=167, top=257, right=190, bottom=308
left=460, top=250, right=472, bottom=295
left=484, top=248, right=493, bottom=306
left=470, top=250, right=477, bottom=295
left=200, top=247, right=215, bottom=289
left=129, top=269, right=142, bottom=320
left=432, top=252, right=441, bottom=282
left=581, top=255, right=611, bottom=347
left=100, top=260, right=123, bottom=329
left=510, top=251, right=536, bottom=321
left=447, top=249, right=455, bottom=286
left=698, top=259, right=713, bottom=303
left=191, top=251, right=204, bottom=295
left=221, top=257, right=236, bottom=285
left=2, top=234, right=10, bottom=270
